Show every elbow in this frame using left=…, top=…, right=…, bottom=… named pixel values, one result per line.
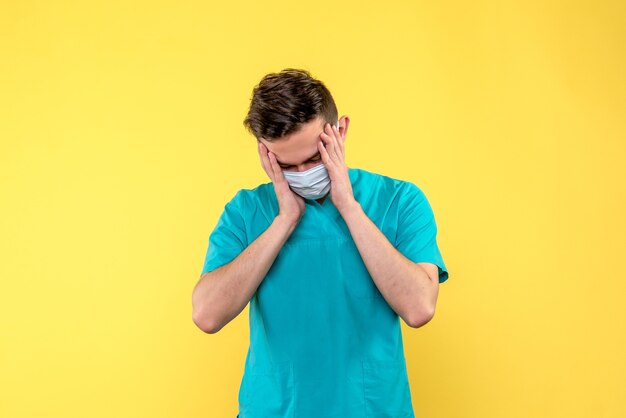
left=405, top=305, right=436, bottom=328
left=192, top=272, right=223, bottom=334
left=192, top=307, right=222, bottom=334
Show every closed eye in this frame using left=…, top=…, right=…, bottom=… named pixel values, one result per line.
left=279, top=155, right=321, bottom=169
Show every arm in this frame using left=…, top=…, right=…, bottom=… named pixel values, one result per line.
left=192, top=139, right=306, bottom=334
left=339, top=201, right=439, bottom=328
left=191, top=214, right=297, bottom=334
left=315, top=121, right=441, bottom=328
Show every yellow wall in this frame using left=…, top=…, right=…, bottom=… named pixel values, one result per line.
left=1, top=1, right=624, bottom=417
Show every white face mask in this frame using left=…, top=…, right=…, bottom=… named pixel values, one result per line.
left=281, top=120, right=339, bottom=200
left=282, top=163, right=331, bottom=200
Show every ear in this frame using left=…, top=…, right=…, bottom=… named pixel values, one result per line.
left=337, top=116, right=349, bottom=143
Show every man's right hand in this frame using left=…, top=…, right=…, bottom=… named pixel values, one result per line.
left=257, top=141, right=305, bottom=225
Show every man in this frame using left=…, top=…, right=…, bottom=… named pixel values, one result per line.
left=192, top=68, right=449, bottom=418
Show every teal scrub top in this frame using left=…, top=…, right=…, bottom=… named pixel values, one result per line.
left=201, top=167, right=449, bottom=418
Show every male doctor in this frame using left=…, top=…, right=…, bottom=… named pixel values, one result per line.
left=192, top=68, right=449, bottom=418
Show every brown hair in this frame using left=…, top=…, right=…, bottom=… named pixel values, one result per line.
left=243, top=68, right=338, bottom=141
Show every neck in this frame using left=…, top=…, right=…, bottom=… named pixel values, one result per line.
left=316, top=194, right=328, bottom=204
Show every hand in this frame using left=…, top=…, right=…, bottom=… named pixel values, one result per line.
left=257, top=141, right=305, bottom=225
left=318, top=122, right=357, bottom=213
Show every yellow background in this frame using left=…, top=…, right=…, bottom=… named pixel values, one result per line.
left=1, top=1, right=625, bottom=417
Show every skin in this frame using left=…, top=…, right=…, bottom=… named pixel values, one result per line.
left=192, top=114, right=440, bottom=333
left=256, top=114, right=349, bottom=218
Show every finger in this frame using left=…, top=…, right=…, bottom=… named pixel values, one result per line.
left=330, top=123, right=343, bottom=159
left=257, top=142, right=275, bottom=182
left=267, top=151, right=287, bottom=185
left=326, top=122, right=342, bottom=160
left=258, top=142, right=272, bottom=180
left=320, top=130, right=339, bottom=162
left=332, top=124, right=345, bottom=157
left=318, top=138, right=333, bottom=169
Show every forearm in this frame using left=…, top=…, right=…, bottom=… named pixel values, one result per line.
left=192, top=214, right=297, bottom=333
left=339, top=200, right=437, bottom=327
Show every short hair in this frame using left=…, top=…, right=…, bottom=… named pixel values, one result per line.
left=243, top=68, right=338, bottom=141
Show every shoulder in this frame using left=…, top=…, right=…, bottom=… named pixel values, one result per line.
left=226, top=181, right=274, bottom=211
left=351, top=167, right=426, bottom=204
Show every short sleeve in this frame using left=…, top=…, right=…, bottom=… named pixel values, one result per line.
left=200, top=190, right=248, bottom=275
left=394, top=183, right=449, bottom=283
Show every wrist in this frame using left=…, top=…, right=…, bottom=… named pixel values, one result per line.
left=337, top=198, right=362, bottom=217
left=275, top=213, right=300, bottom=231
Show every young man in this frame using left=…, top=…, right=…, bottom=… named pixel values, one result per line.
left=192, top=68, right=449, bottom=418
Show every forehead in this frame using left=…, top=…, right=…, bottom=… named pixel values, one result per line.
left=259, top=117, right=326, bottom=165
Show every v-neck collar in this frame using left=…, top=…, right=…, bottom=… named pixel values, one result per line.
left=264, top=167, right=358, bottom=230
left=302, top=168, right=357, bottom=235
left=305, top=167, right=356, bottom=209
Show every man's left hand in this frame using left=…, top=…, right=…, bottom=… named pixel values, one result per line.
left=318, top=122, right=357, bottom=213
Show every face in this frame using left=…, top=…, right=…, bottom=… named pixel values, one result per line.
left=258, top=115, right=345, bottom=172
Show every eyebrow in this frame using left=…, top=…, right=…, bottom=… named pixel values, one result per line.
left=276, top=150, right=322, bottom=167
